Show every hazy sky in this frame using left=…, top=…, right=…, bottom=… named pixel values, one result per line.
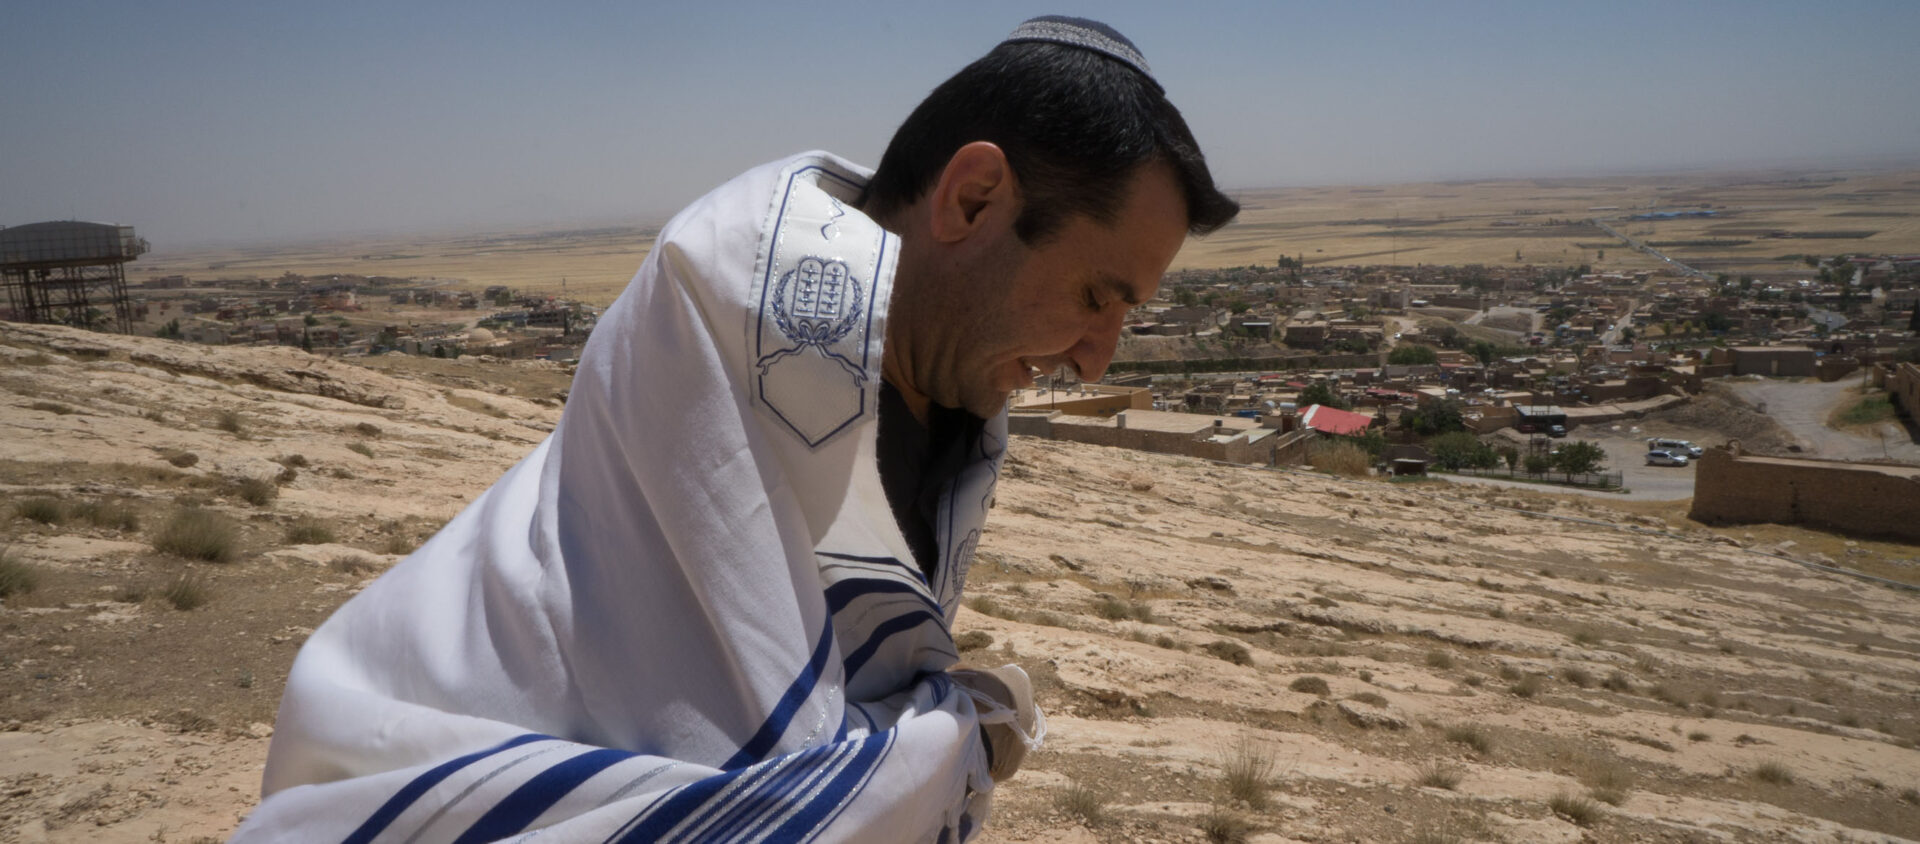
left=5, top=0, right=1917, bottom=248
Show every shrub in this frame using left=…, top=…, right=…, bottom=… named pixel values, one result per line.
left=233, top=477, right=278, bottom=507
left=1205, top=640, right=1253, bottom=666
left=1094, top=595, right=1133, bottom=621
left=1750, top=760, right=1794, bottom=786
left=353, top=422, right=382, bottom=438
left=1415, top=761, right=1462, bottom=790
left=1288, top=675, right=1331, bottom=696
left=1509, top=674, right=1544, bottom=698
left=954, top=630, right=993, bottom=652
left=329, top=555, right=379, bottom=576
left=1307, top=440, right=1371, bottom=477
left=15, top=498, right=66, bottom=525
left=1602, top=671, right=1634, bottom=693
left=1687, top=731, right=1711, bottom=742
left=30, top=401, right=74, bottom=415
left=1054, top=780, right=1106, bottom=826
left=347, top=442, right=376, bottom=458
left=153, top=507, right=238, bottom=563
left=0, top=550, right=41, bottom=598
left=1548, top=792, right=1601, bottom=826
left=215, top=409, right=245, bottom=435
left=1221, top=742, right=1276, bottom=809
left=1198, top=804, right=1251, bottom=844
left=1154, top=634, right=1182, bottom=650
left=1348, top=691, right=1388, bottom=707
left=1562, top=666, right=1594, bottom=688
left=72, top=499, right=141, bottom=531
left=276, top=454, right=310, bottom=468
left=1445, top=724, right=1493, bottom=755
left=163, top=571, right=211, bottom=610
left=1425, top=650, right=1455, bottom=670
left=167, top=451, right=200, bottom=468
left=284, top=517, right=335, bottom=545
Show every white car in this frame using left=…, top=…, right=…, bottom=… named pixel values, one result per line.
left=1646, top=450, right=1689, bottom=467
left=1647, top=437, right=1704, bottom=458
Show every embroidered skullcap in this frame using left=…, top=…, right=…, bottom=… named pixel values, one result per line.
left=1002, top=15, right=1159, bottom=89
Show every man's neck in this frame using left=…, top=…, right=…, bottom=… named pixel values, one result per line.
left=881, top=345, right=932, bottom=427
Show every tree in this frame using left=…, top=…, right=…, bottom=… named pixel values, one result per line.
left=1524, top=454, right=1551, bottom=475
left=1297, top=381, right=1348, bottom=410
left=1429, top=431, right=1497, bottom=470
left=1548, top=440, right=1607, bottom=479
left=304, top=314, right=319, bottom=327
left=1401, top=397, right=1466, bottom=436
left=1175, top=288, right=1199, bottom=307
left=1388, top=344, right=1439, bottom=366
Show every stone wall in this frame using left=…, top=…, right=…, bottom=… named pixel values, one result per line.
left=1689, top=445, right=1920, bottom=542
left=1890, top=362, right=1920, bottom=423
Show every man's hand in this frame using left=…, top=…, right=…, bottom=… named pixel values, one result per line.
left=950, top=664, right=1043, bottom=782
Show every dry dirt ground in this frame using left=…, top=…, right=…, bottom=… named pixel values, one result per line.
left=3, top=322, right=1919, bottom=843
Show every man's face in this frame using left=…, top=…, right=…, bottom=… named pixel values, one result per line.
left=929, top=163, right=1189, bottom=418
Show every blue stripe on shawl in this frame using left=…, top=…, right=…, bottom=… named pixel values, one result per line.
left=817, top=550, right=926, bottom=585
left=766, top=731, right=894, bottom=842
left=823, top=576, right=944, bottom=620
left=718, top=616, right=836, bottom=771
left=607, top=762, right=758, bottom=843
left=698, top=742, right=853, bottom=841
left=341, top=733, right=551, bottom=844
left=450, top=747, right=634, bottom=843
left=840, top=610, right=943, bottom=678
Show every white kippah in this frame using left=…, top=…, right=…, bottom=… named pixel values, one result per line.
left=1001, top=15, right=1159, bottom=88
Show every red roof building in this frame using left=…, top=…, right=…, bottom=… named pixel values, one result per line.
left=1299, top=404, right=1377, bottom=437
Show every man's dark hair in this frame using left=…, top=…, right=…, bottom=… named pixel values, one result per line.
left=858, top=40, right=1238, bottom=244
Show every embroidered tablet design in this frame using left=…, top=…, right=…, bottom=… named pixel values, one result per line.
left=753, top=165, right=885, bottom=449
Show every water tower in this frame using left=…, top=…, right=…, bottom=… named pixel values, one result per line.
left=0, top=221, right=148, bottom=334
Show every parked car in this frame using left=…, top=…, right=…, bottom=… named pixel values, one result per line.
left=1646, top=437, right=1704, bottom=458
left=1646, top=450, right=1689, bottom=467
left=1548, top=424, right=1568, bottom=438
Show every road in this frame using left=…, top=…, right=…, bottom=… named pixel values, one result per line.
left=1724, top=377, right=1920, bottom=464
left=1591, top=218, right=1707, bottom=279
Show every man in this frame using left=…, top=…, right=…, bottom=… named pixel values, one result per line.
left=235, top=16, right=1235, bottom=843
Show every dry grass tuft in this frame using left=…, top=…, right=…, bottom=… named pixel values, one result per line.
left=1348, top=691, right=1388, bottom=707
left=284, top=517, right=336, bottom=545
left=167, top=451, right=200, bottom=468
left=1424, top=650, right=1455, bottom=670
left=233, top=477, right=278, bottom=507
left=15, top=497, right=66, bottom=525
left=1205, top=640, right=1253, bottom=666
left=1307, top=440, right=1371, bottom=477
left=30, top=400, right=74, bottom=415
left=1508, top=673, right=1544, bottom=698
left=1220, top=741, right=1277, bottom=809
left=1415, top=760, right=1463, bottom=790
left=353, top=422, right=383, bottom=438
left=1561, top=666, right=1594, bottom=688
left=1750, top=760, right=1795, bottom=786
left=214, top=409, right=246, bottom=436
left=0, top=549, right=42, bottom=598
left=163, top=571, right=212, bottom=610
left=1288, top=675, right=1331, bottom=696
left=73, top=499, right=140, bottom=531
left=954, top=630, right=994, bottom=652
left=1197, top=803, right=1252, bottom=844
left=347, top=442, right=376, bottom=458
left=1445, top=724, right=1493, bottom=755
left=329, top=554, right=380, bottom=576
left=152, top=507, right=239, bottom=564
left=1053, top=780, right=1107, bottom=827
left=1602, top=670, right=1634, bottom=693
left=1549, top=792, right=1602, bottom=826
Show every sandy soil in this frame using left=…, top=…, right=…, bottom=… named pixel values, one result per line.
left=3, top=322, right=1918, bottom=843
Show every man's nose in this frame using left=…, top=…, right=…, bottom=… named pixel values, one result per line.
left=1068, top=310, right=1125, bottom=382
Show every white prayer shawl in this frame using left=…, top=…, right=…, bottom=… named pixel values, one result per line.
left=235, top=152, right=1013, bottom=843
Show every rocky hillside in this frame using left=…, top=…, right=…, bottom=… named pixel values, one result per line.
left=2, top=323, right=1917, bottom=843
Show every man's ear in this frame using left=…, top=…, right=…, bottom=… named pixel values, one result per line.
left=927, top=141, right=1017, bottom=244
